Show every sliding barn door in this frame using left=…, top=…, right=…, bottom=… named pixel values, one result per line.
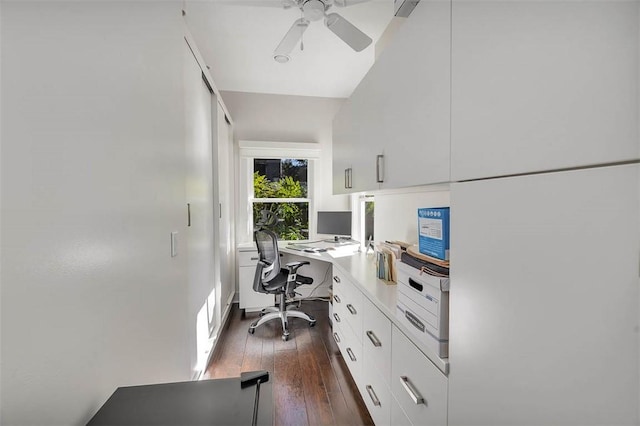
left=184, top=42, right=216, bottom=376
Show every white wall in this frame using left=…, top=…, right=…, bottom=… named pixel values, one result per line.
left=1, top=2, right=191, bottom=424
left=373, top=186, right=450, bottom=245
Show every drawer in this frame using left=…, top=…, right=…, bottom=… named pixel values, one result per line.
left=332, top=270, right=363, bottom=343
left=391, top=326, right=447, bottom=426
left=362, top=297, right=392, bottom=386
left=361, top=351, right=392, bottom=425
left=238, top=249, right=259, bottom=267
left=331, top=324, right=345, bottom=351
left=390, top=394, right=412, bottom=426
left=339, top=319, right=362, bottom=386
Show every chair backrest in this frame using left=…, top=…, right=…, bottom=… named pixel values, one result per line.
left=253, top=229, right=281, bottom=292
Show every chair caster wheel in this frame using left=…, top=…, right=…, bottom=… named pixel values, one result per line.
left=248, top=328, right=255, bottom=335
left=282, top=334, right=289, bottom=341
left=309, top=321, right=316, bottom=327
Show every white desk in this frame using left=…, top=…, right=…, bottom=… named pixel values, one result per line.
left=238, top=241, right=449, bottom=373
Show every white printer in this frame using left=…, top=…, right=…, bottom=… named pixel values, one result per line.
left=395, top=260, right=449, bottom=358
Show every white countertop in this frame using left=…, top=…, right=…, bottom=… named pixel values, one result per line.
left=280, top=245, right=450, bottom=375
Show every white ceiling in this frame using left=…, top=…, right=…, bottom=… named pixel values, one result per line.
left=184, top=0, right=395, bottom=98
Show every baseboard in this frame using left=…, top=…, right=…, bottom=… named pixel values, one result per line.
left=193, top=291, right=236, bottom=381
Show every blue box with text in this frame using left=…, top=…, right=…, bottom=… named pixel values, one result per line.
left=418, top=207, right=450, bottom=260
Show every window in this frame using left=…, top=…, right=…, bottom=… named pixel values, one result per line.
left=251, top=158, right=310, bottom=240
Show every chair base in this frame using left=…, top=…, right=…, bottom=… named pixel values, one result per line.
left=249, top=296, right=316, bottom=341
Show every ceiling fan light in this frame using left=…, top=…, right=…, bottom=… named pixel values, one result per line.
left=274, top=54, right=290, bottom=63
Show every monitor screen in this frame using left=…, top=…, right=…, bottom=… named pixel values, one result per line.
left=317, top=211, right=352, bottom=237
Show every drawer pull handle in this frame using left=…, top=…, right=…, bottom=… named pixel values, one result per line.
left=408, top=277, right=423, bottom=292
left=366, top=330, right=382, bottom=347
left=250, top=257, right=259, bottom=261
left=365, top=385, right=381, bottom=407
left=333, top=276, right=341, bottom=283
left=333, top=294, right=341, bottom=304
left=400, top=376, right=424, bottom=405
left=346, top=348, right=356, bottom=362
left=333, top=332, right=340, bottom=343
left=346, top=304, right=357, bottom=315
left=333, top=313, right=341, bottom=323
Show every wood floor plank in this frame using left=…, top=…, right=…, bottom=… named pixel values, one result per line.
left=308, top=319, right=342, bottom=394
left=298, top=328, right=334, bottom=426
left=205, top=301, right=374, bottom=426
left=241, top=328, right=264, bottom=373
left=329, top=353, right=374, bottom=425
left=274, top=349, right=309, bottom=426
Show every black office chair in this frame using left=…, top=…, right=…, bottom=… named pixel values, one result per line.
left=248, top=229, right=316, bottom=341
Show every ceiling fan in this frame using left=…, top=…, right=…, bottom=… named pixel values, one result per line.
left=273, top=0, right=373, bottom=63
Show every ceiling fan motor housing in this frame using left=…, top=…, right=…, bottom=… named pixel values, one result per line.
left=302, top=0, right=328, bottom=21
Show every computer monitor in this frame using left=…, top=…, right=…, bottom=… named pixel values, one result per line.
left=317, top=211, right=352, bottom=241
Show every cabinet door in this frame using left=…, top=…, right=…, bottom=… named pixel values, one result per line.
left=360, top=358, right=392, bottom=426
left=362, top=297, right=392, bottom=386
left=333, top=0, right=451, bottom=192
left=448, top=165, right=640, bottom=425
left=238, top=250, right=274, bottom=312
left=451, top=0, right=639, bottom=181
left=332, top=98, right=354, bottom=195
left=343, top=69, right=383, bottom=193
left=391, top=326, right=448, bottom=426
left=376, top=0, right=451, bottom=188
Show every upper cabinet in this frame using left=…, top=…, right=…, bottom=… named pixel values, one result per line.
left=451, top=0, right=640, bottom=181
left=332, top=0, right=451, bottom=194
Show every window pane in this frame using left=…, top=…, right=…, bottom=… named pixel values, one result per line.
left=253, top=202, right=309, bottom=241
left=254, top=158, right=308, bottom=198
left=364, top=201, right=375, bottom=242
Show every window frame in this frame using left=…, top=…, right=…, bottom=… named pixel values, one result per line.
left=239, top=141, right=320, bottom=242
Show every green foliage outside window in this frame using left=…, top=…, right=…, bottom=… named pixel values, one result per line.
left=253, top=172, right=309, bottom=240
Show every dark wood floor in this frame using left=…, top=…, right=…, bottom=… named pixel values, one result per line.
left=204, top=300, right=374, bottom=426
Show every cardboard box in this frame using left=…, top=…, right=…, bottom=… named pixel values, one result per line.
left=418, top=207, right=450, bottom=260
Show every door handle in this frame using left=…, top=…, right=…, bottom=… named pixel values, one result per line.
left=346, top=348, right=356, bottom=362
left=346, top=304, right=357, bottom=315
left=400, top=376, right=425, bottom=405
left=376, top=154, right=384, bottom=183
left=366, top=330, right=382, bottom=347
left=365, top=385, right=381, bottom=407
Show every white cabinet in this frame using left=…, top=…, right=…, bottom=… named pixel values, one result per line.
left=332, top=0, right=451, bottom=194
left=332, top=265, right=449, bottom=425
left=391, top=326, right=448, bottom=426
left=451, top=0, right=640, bottom=181
left=448, top=164, right=640, bottom=425
left=237, top=248, right=274, bottom=312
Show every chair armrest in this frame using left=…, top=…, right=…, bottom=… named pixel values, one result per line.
left=285, top=261, right=310, bottom=268
left=285, top=261, right=310, bottom=278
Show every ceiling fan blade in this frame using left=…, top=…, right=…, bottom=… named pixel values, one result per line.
left=274, top=18, right=310, bottom=61
left=324, top=13, right=372, bottom=52
left=333, top=0, right=372, bottom=7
